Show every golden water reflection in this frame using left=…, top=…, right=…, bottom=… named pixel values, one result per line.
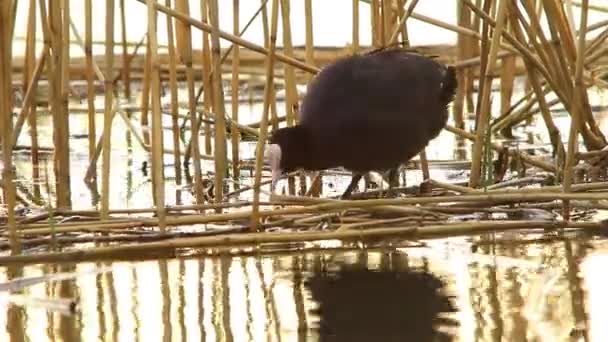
left=1, top=238, right=608, bottom=341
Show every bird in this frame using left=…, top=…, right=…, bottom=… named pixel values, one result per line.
left=264, top=47, right=457, bottom=199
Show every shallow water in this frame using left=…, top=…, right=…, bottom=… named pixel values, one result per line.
left=2, top=76, right=608, bottom=341
left=2, top=238, right=608, bottom=341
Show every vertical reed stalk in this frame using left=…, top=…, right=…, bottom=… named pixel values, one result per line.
left=371, top=0, right=380, bottom=47
left=453, top=1, right=467, bottom=130
left=381, top=0, right=390, bottom=46
left=208, top=0, right=229, bottom=205
left=498, top=18, right=516, bottom=138
left=509, top=2, right=565, bottom=163
left=25, top=0, right=41, bottom=200
left=48, top=0, right=72, bottom=209
left=251, top=0, right=279, bottom=231
left=101, top=0, right=115, bottom=219
left=304, top=0, right=314, bottom=77
left=260, top=0, right=279, bottom=132
left=200, top=0, right=213, bottom=156
left=120, top=0, right=131, bottom=98
left=140, top=39, right=152, bottom=147
left=85, top=0, right=96, bottom=180
left=146, top=0, right=167, bottom=230
left=165, top=0, right=182, bottom=196
left=563, top=0, right=588, bottom=220
left=352, top=0, right=359, bottom=52
left=176, top=0, right=205, bottom=205
left=469, top=0, right=508, bottom=188
left=305, top=0, right=321, bottom=196
left=280, top=0, right=298, bottom=195
left=231, top=0, right=241, bottom=183
left=0, top=0, right=21, bottom=253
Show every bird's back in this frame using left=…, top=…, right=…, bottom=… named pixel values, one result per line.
left=297, top=49, right=454, bottom=172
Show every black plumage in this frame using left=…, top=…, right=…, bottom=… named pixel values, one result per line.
left=265, top=47, right=457, bottom=198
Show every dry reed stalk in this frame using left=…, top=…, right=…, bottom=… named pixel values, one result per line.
left=498, top=17, right=516, bottom=138
left=387, top=0, right=418, bottom=45
left=506, top=3, right=566, bottom=164
left=45, top=0, right=72, bottom=209
left=304, top=0, right=321, bottom=197
left=381, top=0, right=390, bottom=46
left=0, top=0, right=20, bottom=254
left=135, top=0, right=319, bottom=74
left=5, top=190, right=608, bottom=236
left=24, top=0, right=41, bottom=200
left=84, top=0, right=96, bottom=180
left=562, top=0, right=589, bottom=221
left=145, top=0, right=167, bottom=231
left=174, top=0, right=204, bottom=205
left=164, top=0, right=182, bottom=190
left=352, top=0, right=359, bottom=52
left=543, top=1, right=606, bottom=149
left=279, top=0, right=298, bottom=195
left=0, top=220, right=602, bottom=265
left=469, top=0, right=508, bottom=188
left=231, top=0, right=241, bottom=183
left=369, top=0, right=382, bottom=48
left=199, top=0, right=213, bottom=157
left=250, top=0, right=279, bottom=232
left=453, top=1, right=469, bottom=130
left=280, top=0, right=298, bottom=127
left=119, top=0, right=131, bottom=98
left=101, top=0, right=115, bottom=219
left=208, top=0, right=229, bottom=205
left=139, top=40, right=152, bottom=147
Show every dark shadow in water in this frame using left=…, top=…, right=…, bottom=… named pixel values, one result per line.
left=305, top=264, right=458, bottom=342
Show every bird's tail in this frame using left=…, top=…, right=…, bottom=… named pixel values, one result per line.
left=440, top=66, right=457, bottom=104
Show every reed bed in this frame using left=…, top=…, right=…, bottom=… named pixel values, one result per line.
left=1, top=0, right=608, bottom=264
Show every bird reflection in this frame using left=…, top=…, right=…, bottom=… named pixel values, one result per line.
left=306, top=264, right=458, bottom=341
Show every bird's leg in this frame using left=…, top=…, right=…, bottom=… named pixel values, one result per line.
left=341, top=173, right=364, bottom=199
left=386, top=167, right=400, bottom=198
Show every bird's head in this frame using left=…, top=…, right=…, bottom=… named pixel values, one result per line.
left=263, top=126, right=309, bottom=191
left=263, top=142, right=283, bottom=191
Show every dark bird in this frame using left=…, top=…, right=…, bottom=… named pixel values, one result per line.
left=265, top=47, right=457, bottom=199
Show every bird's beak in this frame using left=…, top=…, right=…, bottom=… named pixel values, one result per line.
left=264, top=144, right=282, bottom=192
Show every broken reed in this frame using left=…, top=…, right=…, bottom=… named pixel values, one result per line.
left=3, top=0, right=608, bottom=255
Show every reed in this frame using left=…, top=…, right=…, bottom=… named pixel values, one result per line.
left=352, top=0, right=359, bottom=52
left=146, top=0, right=167, bottom=231
left=200, top=0, right=213, bottom=157
left=251, top=0, right=279, bottom=232
left=209, top=0, right=229, bottom=205
left=231, top=0, right=241, bottom=183
left=563, top=0, right=589, bottom=220
left=0, top=0, right=20, bottom=253
left=85, top=0, right=96, bottom=180
left=469, top=0, right=508, bottom=188
left=0, top=219, right=602, bottom=265
left=165, top=0, right=182, bottom=195
left=177, top=0, right=205, bottom=205
left=101, top=0, right=115, bottom=219
left=120, top=0, right=131, bottom=98
left=140, top=39, right=152, bottom=147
